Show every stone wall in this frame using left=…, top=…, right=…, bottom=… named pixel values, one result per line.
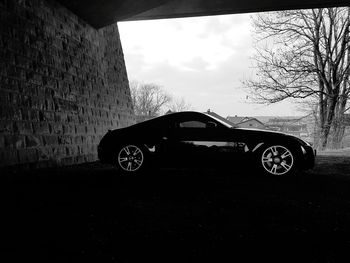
left=0, top=0, right=135, bottom=168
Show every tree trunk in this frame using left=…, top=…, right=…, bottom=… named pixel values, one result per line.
left=330, top=93, right=348, bottom=148
left=320, top=95, right=338, bottom=149
left=317, top=77, right=328, bottom=150
left=320, top=126, right=330, bottom=149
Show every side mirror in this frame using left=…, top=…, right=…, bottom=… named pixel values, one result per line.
left=206, top=121, right=217, bottom=128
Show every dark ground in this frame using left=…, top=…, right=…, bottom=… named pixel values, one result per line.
left=1, top=154, right=350, bottom=262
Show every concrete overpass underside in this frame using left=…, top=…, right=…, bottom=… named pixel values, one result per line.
left=57, top=0, right=350, bottom=28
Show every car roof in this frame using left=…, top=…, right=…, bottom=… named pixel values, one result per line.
left=165, top=111, right=205, bottom=118
left=141, top=111, right=205, bottom=122
left=133, top=111, right=232, bottom=129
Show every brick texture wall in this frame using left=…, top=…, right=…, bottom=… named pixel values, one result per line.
left=0, top=0, right=135, bottom=168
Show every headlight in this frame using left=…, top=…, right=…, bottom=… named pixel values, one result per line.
left=305, top=141, right=313, bottom=147
left=301, top=146, right=307, bottom=154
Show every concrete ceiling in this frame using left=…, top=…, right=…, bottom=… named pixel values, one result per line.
left=56, top=0, right=350, bottom=28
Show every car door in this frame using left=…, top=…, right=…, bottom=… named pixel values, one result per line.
left=168, top=117, right=249, bottom=169
left=177, top=121, right=248, bottom=169
left=158, top=116, right=213, bottom=168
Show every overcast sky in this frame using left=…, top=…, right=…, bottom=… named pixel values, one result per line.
left=118, top=14, right=302, bottom=117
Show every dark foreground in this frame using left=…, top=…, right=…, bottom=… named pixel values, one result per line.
left=1, top=155, right=350, bottom=262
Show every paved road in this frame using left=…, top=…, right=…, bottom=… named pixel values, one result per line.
left=1, top=155, right=350, bottom=262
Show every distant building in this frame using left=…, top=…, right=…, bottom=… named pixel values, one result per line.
left=227, top=115, right=268, bottom=130
left=266, top=117, right=309, bottom=138
left=236, top=118, right=267, bottom=129
left=226, top=115, right=250, bottom=125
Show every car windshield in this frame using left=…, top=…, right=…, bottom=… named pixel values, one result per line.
left=204, top=114, right=234, bottom=128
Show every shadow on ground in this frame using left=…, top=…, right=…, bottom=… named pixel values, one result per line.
left=1, top=154, right=350, bottom=262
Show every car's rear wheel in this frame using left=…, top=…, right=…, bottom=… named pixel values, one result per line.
left=117, top=144, right=146, bottom=174
left=259, top=145, right=296, bottom=176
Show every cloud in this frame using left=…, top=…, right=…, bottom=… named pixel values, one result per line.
left=199, top=13, right=250, bottom=37
left=118, top=14, right=253, bottom=71
left=182, top=57, right=210, bottom=71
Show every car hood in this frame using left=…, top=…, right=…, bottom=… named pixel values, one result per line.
left=235, top=127, right=288, bottom=135
left=233, top=127, right=307, bottom=145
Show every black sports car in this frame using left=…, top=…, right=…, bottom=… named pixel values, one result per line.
left=98, top=111, right=315, bottom=176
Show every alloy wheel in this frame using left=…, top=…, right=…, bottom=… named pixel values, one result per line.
left=261, top=145, right=294, bottom=175
left=118, top=145, right=144, bottom=172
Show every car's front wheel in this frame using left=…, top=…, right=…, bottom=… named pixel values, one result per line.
left=116, top=144, right=147, bottom=174
left=259, top=145, right=296, bottom=176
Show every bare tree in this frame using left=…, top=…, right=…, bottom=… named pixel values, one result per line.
left=168, top=97, right=192, bottom=112
left=243, top=8, right=350, bottom=149
left=130, top=81, right=171, bottom=117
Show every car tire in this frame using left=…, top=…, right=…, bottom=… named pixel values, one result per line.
left=257, top=144, right=298, bottom=176
left=116, top=144, right=148, bottom=174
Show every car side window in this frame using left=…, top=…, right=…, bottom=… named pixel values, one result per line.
left=179, top=120, right=206, bottom=128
